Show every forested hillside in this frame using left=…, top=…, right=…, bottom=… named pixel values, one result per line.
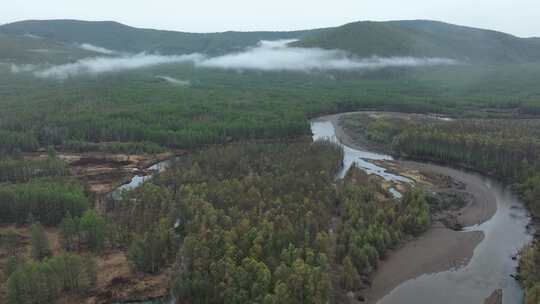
left=293, top=20, right=540, bottom=63
left=1, top=63, right=540, bottom=155
left=0, top=20, right=324, bottom=55
left=0, top=33, right=99, bottom=64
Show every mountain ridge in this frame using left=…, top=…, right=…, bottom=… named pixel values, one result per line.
left=292, top=20, right=540, bottom=63
left=0, top=19, right=326, bottom=56
left=1, top=19, right=540, bottom=63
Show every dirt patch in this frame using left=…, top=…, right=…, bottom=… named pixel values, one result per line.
left=88, top=252, right=170, bottom=304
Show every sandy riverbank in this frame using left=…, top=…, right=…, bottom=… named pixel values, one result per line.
left=317, top=113, right=498, bottom=303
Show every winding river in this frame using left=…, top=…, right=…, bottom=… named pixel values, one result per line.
left=311, top=116, right=533, bottom=304
left=110, top=114, right=533, bottom=304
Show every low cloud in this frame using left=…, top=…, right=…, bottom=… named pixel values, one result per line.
left=78, top=43, right=120, bottom=55
left=197, top=40, right=458, bottom=71
left=28, top=49, right=61, bottom=54
left=8, top=40, right=458, bottom=79
left=24, top=34, right=42, bottom=39
left=155, top=75, right=191, bottom=86
left=10, top=64, right=38, bottom=73
left=28, top=53, right=203, bottom=80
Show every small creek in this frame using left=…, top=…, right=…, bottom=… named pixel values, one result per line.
left=311, top=117, right=533, bottom=304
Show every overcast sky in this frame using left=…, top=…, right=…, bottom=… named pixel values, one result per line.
left=2, top=0, right=540, bottom=37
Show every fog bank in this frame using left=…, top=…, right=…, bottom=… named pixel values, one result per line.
left=9, top=40, right=458, bottom=79
left=196, top=40, right=457, bottom=71
left=29, top=53, right=203, bottom=80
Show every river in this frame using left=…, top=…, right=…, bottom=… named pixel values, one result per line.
left=311, top=116, right=533, bottom=304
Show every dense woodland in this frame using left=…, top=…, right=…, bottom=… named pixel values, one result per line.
left=0, top=151, right=89, bottom=228
left=341, top=114, right=540, bottom=302
left=2, top=63, right=540, bottom=155
left=0, top=140, right=433, bottom=303
left=102, top=141, right=431, bottom=303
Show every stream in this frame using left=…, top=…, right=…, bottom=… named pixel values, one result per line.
left=311, top=116, right=533, bottom=304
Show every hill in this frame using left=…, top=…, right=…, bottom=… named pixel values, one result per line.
left=0, top=33, right=99, bottom=64
left=291, top=20, right=540, bottom=63
left=2, top=19, right=540, bottom=64
left=0, top=19, right=324, bottom=55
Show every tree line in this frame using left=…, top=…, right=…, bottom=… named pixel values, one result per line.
left=0, top=156, right=68, bottom=184
left=0, top=179, right=89, bottom=226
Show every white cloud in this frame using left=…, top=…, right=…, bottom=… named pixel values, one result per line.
left=31, top=53, right=204, bottom=80
left=9, top=40, right=458, bottom=79
left=155, top=75, right=191, bottom=86
left=10, top=64, right=38, bottom=73
left=23, top=33, right=42, bottom=39
left=78, top=43, right=120, bottom=55
left=196, top=40, right=458, bottom=71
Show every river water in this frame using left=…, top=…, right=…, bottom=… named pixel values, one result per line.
left=311, top=117, right=533, bottom=304
left=109, top=157, right=179, bottom=200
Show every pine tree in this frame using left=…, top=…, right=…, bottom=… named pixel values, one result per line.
left=341, top=256, right=360, bottom=291
left=60, top=212, right=78, bottom=251
left=80, top=210, right=106, bottom=252
left=30, top=223, right=51, bottom=261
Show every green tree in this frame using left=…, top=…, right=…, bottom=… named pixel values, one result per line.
left=60, top=212, right=79, bottom=251
left=6, top=253, right=96, bottom=304
left=30, top=223, right=51, bottom=261
left=128, top=221, right=174, bottom=274
left=341, top=256, right=360, bottom=291
left=79, top=210, right=106, bottom=253
left=274, top=282, right=292, bottom=304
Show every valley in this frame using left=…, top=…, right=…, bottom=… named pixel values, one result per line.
left=1, top=16, right=540, bottom=304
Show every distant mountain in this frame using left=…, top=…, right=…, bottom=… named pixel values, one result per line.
left=2, top=19, right=540, bottom=64
left=0, top=19, right=324, bottom=56
left=291, top=20, right=540, bottom=63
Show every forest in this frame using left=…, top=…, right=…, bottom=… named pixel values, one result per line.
left=341, top=113, right=540, bottom=302
left=2, top=62, right=540, bottom=155
left=0, top=151, right=88, bottom=226
left=107, top=141, right=429, bottom=303
left=1, top=59, right=540, bottom=302
left=0, top=140, right=433, bottom=303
